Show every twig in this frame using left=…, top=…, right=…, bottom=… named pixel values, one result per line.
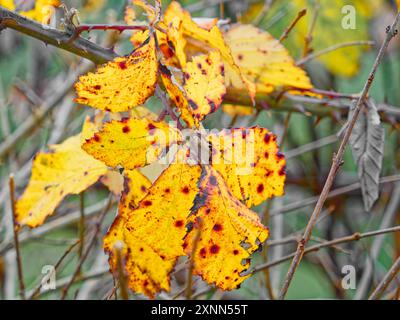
left=302, top=0, right=319, bottom=57
left=253, top=226, right=400, bottom=274
left=114, top=242, right=129, bottom=300
left=0, top=8, right=117, bottom=64
left=278, top=13, right=400, bottom=300
left=29, top=240, right=80, bottom=299
left=8, top=174, right=25, bottom=300
left=78, top=192, right=85, bottom=258
left=279, top=9, right=307, bottom=42
left=61, top=194, right=114, bottom=299
left=297, top=40, right=375, bottom=66
left=369, top=256, right=400, bottom=300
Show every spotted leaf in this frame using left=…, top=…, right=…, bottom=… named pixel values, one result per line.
left=117, top=162, right=202, bottom=298
left=75, top=36, right=157, bottom=112
left=184, top=167, right=269, bottom=290
left=15, top=120, right=108, bottom=228
left=82, top=117, right=181, bottom=170
left=209, top=127, right=286, bottom=207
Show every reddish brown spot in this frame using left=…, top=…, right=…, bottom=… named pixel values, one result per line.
left=257, top=184, right=264, bottom=193
left=140, top=247, right=144, bottom=252
left=143, top=200, right=152, bottom=206
left=175, top=220, right=184, bottom=227
left=213, top=224, right=222, bottom=231
left=93, top=134, right=101, bottom=142
left=165, top=188, right=171, bottom=193
left=197, top=62, right=202, bottom=69
left=141, top=185, right=147, bottom=192
left=118, top=61, right=127, bottom=69
left=182, top=242, right=188, bottom=249
left=143, top=280, right=149, bottom=286
left=94, top=85, right=101, bottom=90
left=205, top=208, right=211, bottom=215
left=84, top=171, right=88, bottom=176
left=276, top=152, right=285, bottom=160
left=264, top=151, right=269, bottom=158
left=279, top=165, right=286, bottom=176
left=201, top=69, right=207, bottom=75
left=199, top=247, right=207, bottom=258
left=220, top=65, right=225, bottom=76
left=233, top=249, right=239, bottom=255
left=184, top=72, right=190, bottom=80
left=182, top=186, right=190, bottom=194
left=237, top=54, right=243, bottom=61
left=122, top=126, right=130, bottom=133
left=148, top=123, right=156, bottom=130
left=188, top=99, right=199, bottom=110
left=210, top=244, right=220, bottom=254
left=264, top=133, right=271, bottom=143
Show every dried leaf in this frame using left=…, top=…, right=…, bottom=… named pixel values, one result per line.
left=184, top=167, right=269, bottom=290
left=16, top=120, right=108, bottom=228
left=209, top=127, right=286, bottom=207
left=82, top=117, right=181, bottom=170
left=349, top=100, right=385, bottom=211
left=75, top=36, right=157, bottom=112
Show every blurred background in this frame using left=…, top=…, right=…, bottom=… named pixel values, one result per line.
left=0, top=0, right=399, bottom=300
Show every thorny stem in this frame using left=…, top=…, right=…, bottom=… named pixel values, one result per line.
left=9, top=174, right=26, bottom=300
left=278, top=13, right=400, bottom=300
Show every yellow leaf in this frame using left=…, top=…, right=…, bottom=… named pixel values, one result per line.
left=82, top=117, right=181, bottom=170
left=224, top=24, right=313, bottom=95
left=103, top=169, right=151, bottom=272
left=160, top=65, right=196, bottom=127
left=16, top=121, right=108, bottom=228
left=100, top=170, right=124, bottom=196
left=184, top=167, right=269, bottom=290
left=166, top=16, right=187, bottom=67
left=164, top=1, right=255, bottom=102
left=222, top=104, right=256, bottom=117
left=183, top=51, right=226, bottom=122
left=75, top=36, right=157, bottom=112
left=130, top=106, right=158, bottom=121
left=263, top=0, right=382, bottom=77
left=209, top=127, right=286, bottom=207
left=117, top=163, right=202, bottom=298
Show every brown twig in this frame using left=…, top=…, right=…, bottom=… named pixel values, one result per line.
left=297, top=40, right=375, bottom=66
left=114, top=242, right=129, bottom=300
left=61, top=194, right=113, bottom=299
left=278, top=13, right=400, bottom=300
left=302, top=0, right=319, bottom=57
left=279, top=9, right=307, bottom=42
left=253, top=226, right=400, bottom=274
left=8, top=174, right=25, bottom=300
left=29, top=240, right=80, bottom=299
left=369, top=256, right=400, bottom=300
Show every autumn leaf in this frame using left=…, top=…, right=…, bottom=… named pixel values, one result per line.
left=222, top=104, right=256, bottom=117
left=16, top=120, right=108, bottom=228
left=112, top=162, right=202, bottom=298
left=103, top=169, right=151, bottom=272
left=75, top=36, right=157, bottom=112
left=209, top=127, right=286, bottom=207
left=260, top=0, right=382, bottom=77
left=184, top=166, right=269, bottom=290
left=224, top=24, right=313, bottom=95
left=164, top=1, right=256, bottom=102
left=82, top=117, right=181, bottom=170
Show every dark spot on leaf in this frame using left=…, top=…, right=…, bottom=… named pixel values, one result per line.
left=118, top=61, right=127, bottom=69
left=200, top=247, right=207, bottom=258
left=122, top=126, right=130, bottom=133
left=175, top=220, right=184, bottom=227
left=93, top=134, right=101, bottom=142
left=264, top=133, right=271, bottom=143
left=210, top=244, right=220, bottom=254
left=94, top=85, right=101, bottom=90
left=182, top=186, right=190, bottom=194
left=143, top=200, right=152, bottom=206
left=209, top=175, right=217, bottom=186
left=279, top=165, right=286, bottom=176
left=257, top=184, right=264, bottom=193
left=213, top=224, right=222, bottom=231
left=233, top=249, right=239, bottom=255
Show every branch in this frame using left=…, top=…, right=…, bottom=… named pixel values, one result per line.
left=0, top=7, right=117, bottom=64
left=369, top=256, right=400, bottom=300
left=252, top=226, right=400, bottom=274
left=278, top=13, right=400, bottom=300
